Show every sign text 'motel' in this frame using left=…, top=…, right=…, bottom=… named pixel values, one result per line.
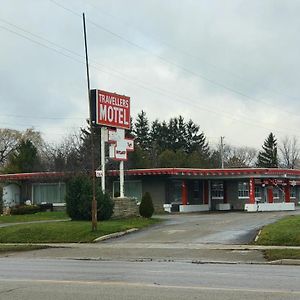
left=91, top=89, right=130, bottom=129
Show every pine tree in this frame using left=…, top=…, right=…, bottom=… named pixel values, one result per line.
left=5, top=139, right=40, bottom=173
left=134, top=110, right=151, bottom=151
left=256, top=133, right=278, bottom=168
left=139, top=192, right=154, bottom=218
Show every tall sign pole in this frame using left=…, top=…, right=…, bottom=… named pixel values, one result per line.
left=100, top=127, right=107, bottom=192
left=83, top=13, right=97, bottom=231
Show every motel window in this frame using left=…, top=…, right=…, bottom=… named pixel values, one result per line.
left=193, top=181, right=200, bottom=199
left=238, top=182, right=249, bottom=198
left=170, top=180, right=182, bottom=203
left=33, top=182, right=66, bottom=204
left=113, top=180, right=142, bottom=202
left=291, top=186, right=296, bottom=198
left=255, top=186, right=261, bottom=199
left=211, top=182, right=223, bottom=198
left=273, top=187, right=279, bottom=199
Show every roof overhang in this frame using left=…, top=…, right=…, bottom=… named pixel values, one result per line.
left=107, top=168, right=300, bottom=180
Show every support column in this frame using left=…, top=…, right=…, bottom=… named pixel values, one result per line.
left=181, top=180, right=188, bottom=205
left=203, top=181, right=209, bottom=205
left=284, top=180, right=290, bottom=203
left=120, top=161, right=124, bottom=198
left=267, top=180, right=274, bottom=203
left=223, top=181, right=227, bottom=203
left=249, top=178, right=255, bottom=204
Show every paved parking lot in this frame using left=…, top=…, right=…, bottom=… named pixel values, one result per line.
left=109, top=209, right=300, bottom=245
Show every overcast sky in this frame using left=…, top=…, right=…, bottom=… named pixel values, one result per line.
left=1, top=0, right=300, bottom=149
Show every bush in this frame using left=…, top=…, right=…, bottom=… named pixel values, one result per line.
left=65, top=175, right=114, bottom=221
left=10, top=205, right=40, bottom=215
left=39, top=203, right=53, bottom=212
left=139, top=192, right=154, bottom=218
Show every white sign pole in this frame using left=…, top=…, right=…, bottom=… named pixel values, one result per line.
left=100, top=127, right=107, bottom=192
left=120, top=160, right=124, bottom=198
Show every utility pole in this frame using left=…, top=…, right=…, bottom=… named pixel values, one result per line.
left=220, top=136, right=225, bottom=169
left=83, top=13, right=97, bottom=231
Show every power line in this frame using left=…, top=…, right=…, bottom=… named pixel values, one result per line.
left=0, top=113, right=85, bottom=120
left=1, top=16, right=300, bottom=137
left=48, top=0, right=300, bottom=116
left=84, top=0, right=300, bottom=103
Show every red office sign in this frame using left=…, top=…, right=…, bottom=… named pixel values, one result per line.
left=91, top=89, right=130, bottom=129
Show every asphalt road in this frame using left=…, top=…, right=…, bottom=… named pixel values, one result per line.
left=0, top=258, right=300, bottom=300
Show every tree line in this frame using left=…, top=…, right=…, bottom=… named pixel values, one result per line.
left=0, top=111, right=299, bottom=174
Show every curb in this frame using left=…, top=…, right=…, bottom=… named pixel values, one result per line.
left=268, top=259, right=300, bottom=265
left=254, top=229, right=261, bottom=242
left=93, top=228, right=139, bottom=242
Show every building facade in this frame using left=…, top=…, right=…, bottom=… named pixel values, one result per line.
left=1, top=168, right=299, bottom=213
left=109, top=168, right=300, bottom=213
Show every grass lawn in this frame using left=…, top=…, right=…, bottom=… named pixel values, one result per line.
left=0, top=217, right=160, bottom=243
left=255, top=215, right=300, bottom=246
left=0, top=211, right=69, bottom=223
left=264, top=249, right=300, bottom=261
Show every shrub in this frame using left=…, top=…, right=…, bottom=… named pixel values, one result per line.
left=139, top=192, right=154, bottom=218
left=65, top=175, right=114, bottom=221
left=39, top=203, right=53, bottom=212
left=10, top=205, right=40, bottom=215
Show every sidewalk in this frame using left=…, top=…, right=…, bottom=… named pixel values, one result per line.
left=2, top=241, right=300, bottom=265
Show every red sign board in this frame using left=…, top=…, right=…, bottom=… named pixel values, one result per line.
left=93, top=90, right=130, bottom=129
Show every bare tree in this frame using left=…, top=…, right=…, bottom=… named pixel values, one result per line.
left=232, top=146, right=257, bottom=167
left=41, top=130, right=83, bottom=172
left=279, top=136, right=300, bottom=169
left=0, top=129, right=22, bottom=167
left=221, top=144, right=257, bottom=168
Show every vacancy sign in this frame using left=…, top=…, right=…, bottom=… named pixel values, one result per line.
left=108, top=128, right=134, bottom=161
left=91, top=89, right=130, bottom=129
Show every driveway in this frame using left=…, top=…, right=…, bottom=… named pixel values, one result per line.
left=108, top=209, right=300, bottom=245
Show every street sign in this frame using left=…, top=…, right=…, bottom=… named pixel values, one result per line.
left=95, top=170, right=103, bottom=177
left=91, top=89, right=130, bottom=129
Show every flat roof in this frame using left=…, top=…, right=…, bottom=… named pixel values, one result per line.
left=0, top=172, right=67, bottom=181
left=1, top=168, right=300, bottom=182
left=108, top=168, right=300, bottom=178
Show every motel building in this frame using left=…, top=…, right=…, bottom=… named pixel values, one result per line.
left=109, top=168, right=300, bottom=213
left=1, top=168, right=300, bottom=213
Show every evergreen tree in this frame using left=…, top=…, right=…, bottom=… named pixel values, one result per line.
left=139, top=192, right=154, bottom=218
left=134, top=110, right=151, bottom=151
left=256, top=133, right=278, bottom=168
left=185, top=119, right=209, bottom=155
left=5, top=139, right=40, bottom=173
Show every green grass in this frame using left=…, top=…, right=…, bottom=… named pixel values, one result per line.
left=0, top=211, right=69, bottom=223
left=0, top=217, right=160, bottom=243
left=264, top=249, right=300, bottom=261
left=256, top=215, right=300, bottom=246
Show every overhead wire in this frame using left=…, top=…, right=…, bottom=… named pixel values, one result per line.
left=84, top=0, right=300, bottom=103
left=48, top=0, right=300, bottom=117
left=1, top=12, right=300, bottom=137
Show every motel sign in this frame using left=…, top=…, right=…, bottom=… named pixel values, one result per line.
left=91, top=89, right=133, bottom=198
left=91, top=89, right=130, bottom=129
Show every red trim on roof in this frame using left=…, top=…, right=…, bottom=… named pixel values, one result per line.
left=2, top=168, right=300, bottom=182
left=0, top=172, right=67, bottom=181
left=107, top=168, right=300, bottom=177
